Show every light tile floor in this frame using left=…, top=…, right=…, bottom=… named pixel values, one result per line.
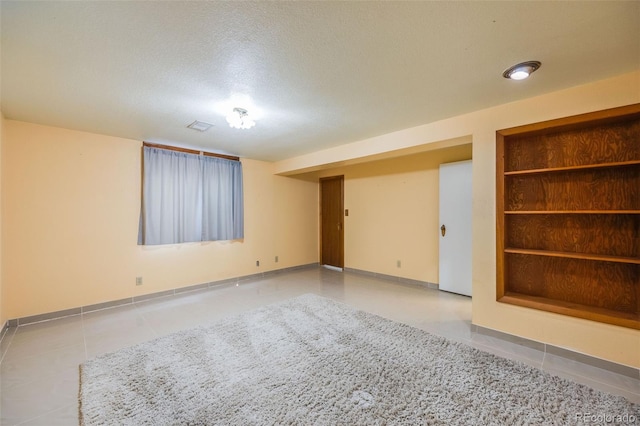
left=0, top=267, right=638, bottom=424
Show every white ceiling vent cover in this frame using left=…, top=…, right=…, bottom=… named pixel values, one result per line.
left=187, top=120, right=213, bottom=132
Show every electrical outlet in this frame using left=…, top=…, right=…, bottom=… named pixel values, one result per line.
left=275, top=255, right=279, bottom=263
left=397, top=260, right=401, bottom=268
left=136, top=276, right=143, bottom=286
left=256, top=260, right=260, bottom=267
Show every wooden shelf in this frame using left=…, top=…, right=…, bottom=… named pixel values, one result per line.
left=504, top=160, right=640, bottom=176
left=499, top=293, right=640, bottom=330
left=504, top=248, right=640, bottom=264
left=496, top=104, right=640, bottom=330
left=504, top=210, right=640, bottom=215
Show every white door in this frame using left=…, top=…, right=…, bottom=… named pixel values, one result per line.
left=438, top=160, right=472, bottom=296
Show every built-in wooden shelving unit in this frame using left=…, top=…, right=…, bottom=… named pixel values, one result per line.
left=496, top=104, right=640, bottom=330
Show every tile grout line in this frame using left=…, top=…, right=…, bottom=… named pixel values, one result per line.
left=131, top=303, right=161, bottom=339
left=0, top=321, right=12, bottom=359
left=0, top=327, right=17, bottom=365
left=80, top=310, right=89, bottom=362
left=14, top=403, right=76, bottom=426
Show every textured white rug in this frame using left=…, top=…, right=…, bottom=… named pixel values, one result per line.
left=79, top=294, right=639, bottom=425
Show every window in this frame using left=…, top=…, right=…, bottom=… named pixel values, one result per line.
left=138, top=144, right=244, bottom=245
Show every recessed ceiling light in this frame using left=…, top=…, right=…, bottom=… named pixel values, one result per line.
left=187, top=120, right=214, bottom=132
left=502, top=61, right=541, bottom=80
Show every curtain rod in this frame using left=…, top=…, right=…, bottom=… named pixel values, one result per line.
left=143, top=142, right=240, bottom=162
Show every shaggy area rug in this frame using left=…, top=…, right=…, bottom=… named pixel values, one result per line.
left=79, top=294, right=639, bottom=425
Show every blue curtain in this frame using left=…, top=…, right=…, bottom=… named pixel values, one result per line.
left=139, top=146, right=244, bottom=245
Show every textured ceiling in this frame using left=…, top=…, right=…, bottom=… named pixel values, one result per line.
left=2, top=1, right=639, bottom=161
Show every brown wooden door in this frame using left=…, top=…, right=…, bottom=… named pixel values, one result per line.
left=320, top=176, right=344, bottom=268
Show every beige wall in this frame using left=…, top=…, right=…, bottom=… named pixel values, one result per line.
left=278, top=71, right=640, bottom=367
left=303, top=144, right=472, bottom=283
left=2, top=121, right=318, bottom=319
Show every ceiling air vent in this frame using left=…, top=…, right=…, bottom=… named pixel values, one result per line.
left=187, top=120, right=213, bottom=132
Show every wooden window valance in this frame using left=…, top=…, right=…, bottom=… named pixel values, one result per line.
left=143, top=142, right=240, bottom=162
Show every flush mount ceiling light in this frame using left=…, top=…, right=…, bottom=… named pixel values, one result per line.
left=226, top=107, right=255, bottom=130
left=502, top=61, right=541, bottom=80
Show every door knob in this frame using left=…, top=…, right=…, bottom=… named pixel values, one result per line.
left=441, top=224, right=446, bottom=237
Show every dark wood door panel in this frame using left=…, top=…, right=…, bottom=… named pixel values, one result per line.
left=320, top=176, right=344, bottom=268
